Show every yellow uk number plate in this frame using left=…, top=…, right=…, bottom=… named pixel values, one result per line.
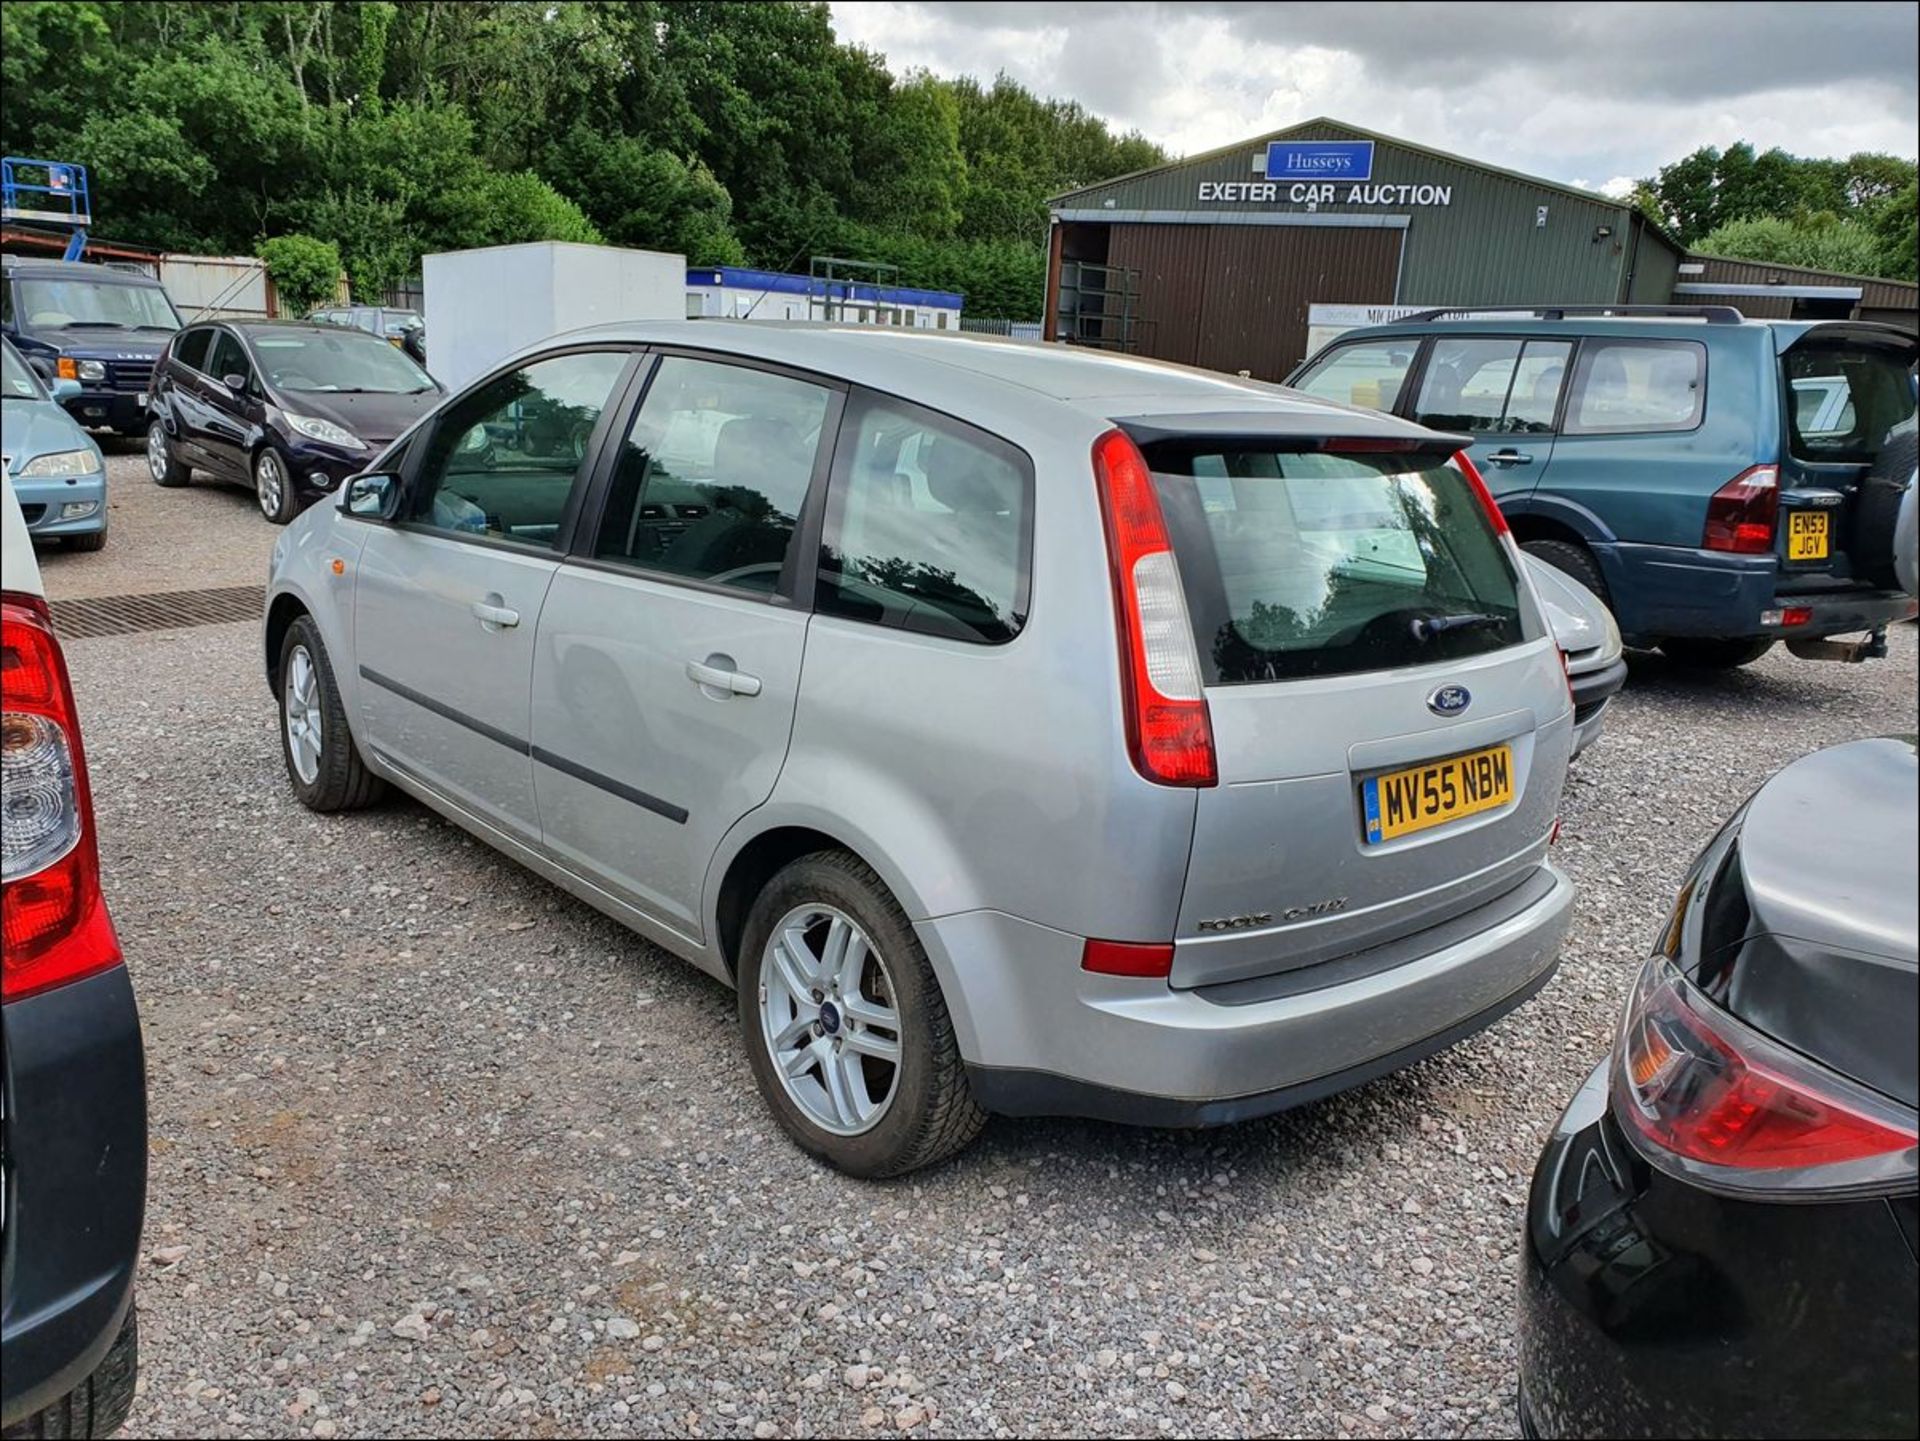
left=1787, top=511, right=1829, bottom=561
left=1362, top=743, right=1514, bottom=845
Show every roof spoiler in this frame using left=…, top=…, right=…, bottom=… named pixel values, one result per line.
left=1399, top=304, right=1745, bottom=324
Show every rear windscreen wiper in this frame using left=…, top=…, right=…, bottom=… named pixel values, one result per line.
left=1411, top=611, right=1504, bottom=642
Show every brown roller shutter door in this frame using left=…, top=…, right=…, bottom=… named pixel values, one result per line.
left=1108, top=223, right=1405, bottom=380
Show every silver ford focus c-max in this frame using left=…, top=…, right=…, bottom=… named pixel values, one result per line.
left=263, top=322, right=1575, bottom=1176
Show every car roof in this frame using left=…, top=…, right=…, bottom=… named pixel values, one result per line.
left=553, top=321, right=1449, bottom=440
left=234, top=319, right=391, bottom=338
left=1, top=256, right=165, bottom=286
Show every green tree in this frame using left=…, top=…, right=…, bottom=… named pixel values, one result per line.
left=1695, top=214, right=1887, bottom=278
left=258, top=232, right=342, bottom=312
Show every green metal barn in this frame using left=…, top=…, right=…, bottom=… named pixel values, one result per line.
left=1046, top=118, right=1915, bottom=379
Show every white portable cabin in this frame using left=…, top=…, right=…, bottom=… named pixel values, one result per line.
left=684, top=267, right=963, bottom=330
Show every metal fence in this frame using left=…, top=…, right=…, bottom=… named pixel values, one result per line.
left=381, top=278, right=425, bottom=311
left=958, top=317, right=1044, bottom=340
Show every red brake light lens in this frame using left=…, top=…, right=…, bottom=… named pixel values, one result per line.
left=1613, top=958, right=1917, bottom=1195
left=1702, top=465, right=1779, bottom=554
left=1450, top=450, right=1510, bottom=537
left=2, top=593, right=121, bottom=1002
left=1092, top=429, right=1217, bottom=787
left=1081, top=938, right=1175, bottom=978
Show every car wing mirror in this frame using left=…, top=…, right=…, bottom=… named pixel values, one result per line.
left=344, top=471, right=404, bottom=521
left=51, top=377, right=82, bottom=402
left=220, top=373, right=248, bottom=393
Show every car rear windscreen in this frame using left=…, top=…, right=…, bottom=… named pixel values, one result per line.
left=1143, top=445, right=1524, bottom=684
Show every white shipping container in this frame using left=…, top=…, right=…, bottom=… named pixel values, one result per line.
left=423, top=242, right=685, bottom=392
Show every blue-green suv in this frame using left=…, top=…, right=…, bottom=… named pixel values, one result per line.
left=1287, top=306, right=1918, bottom=667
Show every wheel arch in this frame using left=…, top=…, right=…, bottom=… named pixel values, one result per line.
left=1502, top=492, right=1616, bottom=548
left=264, top=591, right=309, bottom=689
left=710, top=824, right=897, bottom=982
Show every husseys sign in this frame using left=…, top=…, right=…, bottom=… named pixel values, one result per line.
left=1196, top=139, right=1452, bottom=206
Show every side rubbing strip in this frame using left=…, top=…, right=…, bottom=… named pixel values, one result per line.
left=359, top=666, right=531, bottom=754
left=357, top=666, right=689, bottom=824
left=531, top=747, right=689, bottom=825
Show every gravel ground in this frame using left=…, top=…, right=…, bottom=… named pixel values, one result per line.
left=51, top=546, right=1917, bottom=1438
left=35, top=446, right=275, bottom=601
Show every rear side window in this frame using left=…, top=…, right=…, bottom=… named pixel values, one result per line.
left=1291, top=339, right=1419, bottom=414
left=1415, top=337, right=1572, bottom=434
left=1145, top=446, right=1524, bottom=684
left=207, top=331, right=251, bottom=385
left=1564, top=339, right=1704, bottom=434
left=173, top=327, right=213, bottom=372
left=1785, top=344, right=1917, bottom=464
left=595, top=355, right=833, bottom=593
left=816, top=393, right=1032, bottom=645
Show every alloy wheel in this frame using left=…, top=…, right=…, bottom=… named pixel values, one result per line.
left=757, top=905, right=903, bottom=1136
left=147, top=423, right=170, bottom=482
left=284, top=644, right=323, bottom=784
left=256, top=450, right=286, bottom=518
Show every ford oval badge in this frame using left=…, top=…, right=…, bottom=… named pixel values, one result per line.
left=1427, top=684, right=1471, bottom=717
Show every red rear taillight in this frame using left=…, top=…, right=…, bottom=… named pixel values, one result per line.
left=1092, top=429, right=1217, bottom=787
left=1613, top=958, right=1917, bottom=1195
left=1450, top=450, right=1511, bottom=537
left=1702, top=465, right=1779, bottom=554
left=1081, top=938, right=1175, bottom=978
left=2, top=592, right=120, bottom=1002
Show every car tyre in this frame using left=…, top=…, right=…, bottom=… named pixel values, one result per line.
left=146, top=420, right=191, bottom=487
left=738, top=851, right=985, bottom=1178
left=0, top=1304, right=138, bottom=1440
left=254, top=445, right=299, bottom=525
left=1659, top=637, right=1775, bottom=669
left=279, top=616, right=385, bottom=812
left=63, top=527, right=108, bottom=552
left=1520, top=538, right=1610, bottom=607
left=1850, top=430, right=1917, bottom=590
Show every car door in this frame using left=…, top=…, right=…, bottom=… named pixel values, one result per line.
left=196, top=328, right=256, bottom=479
left=160, top=326, right=219, bottom=465
left=350, top=346, right=637, bottom=847
left=531, top=351, right=841, bottom=936
left=1535, top=337, right=1712, bottom=546
left=1409, top=335, right=1572, bottom=502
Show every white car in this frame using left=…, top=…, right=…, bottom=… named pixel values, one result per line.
left=1524, top=553, right=1624, bottom=758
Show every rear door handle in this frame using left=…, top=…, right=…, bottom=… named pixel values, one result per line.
left=469, top=599, right=520, bottom=629
left=686, top=658, right=762, bottom=697
left=1484, top=450, right=1535, bottom=466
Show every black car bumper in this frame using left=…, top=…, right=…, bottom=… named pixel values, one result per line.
left=282, top=440, right=383, bottom=504
left=0, top=965, right=147, bottom=1428
left=1597, top=541, right=1918, bottom=647
left=59, top=389, right=150, bottom=435
left=1517, top=1062, right=1920, bottom=1440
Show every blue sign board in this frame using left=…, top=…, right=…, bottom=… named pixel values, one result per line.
left=1264, top=140, right=1374, bottom=182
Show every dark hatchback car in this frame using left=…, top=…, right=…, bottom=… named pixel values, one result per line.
left=1, top=507, right=146, bottom=1439
left=146, top=320, right=442, bottom=524
left=1519, top=735, right=1918, bottom=1439
left=2, top=255, right=181, bottom=437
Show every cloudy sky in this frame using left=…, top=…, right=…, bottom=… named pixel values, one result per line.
left=828, top=1, right=1919, bottom=195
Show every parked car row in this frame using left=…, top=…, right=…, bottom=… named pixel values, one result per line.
left=1287, top=306, right=1920, bottom=667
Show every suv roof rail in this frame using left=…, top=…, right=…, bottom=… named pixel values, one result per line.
left=1397, top=304, right=1746, bottom=324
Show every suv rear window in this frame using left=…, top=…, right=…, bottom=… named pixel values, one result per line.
left=1785, top=343, right=1917, bottom=464
left=1143, top=445, right=1524, bottom=684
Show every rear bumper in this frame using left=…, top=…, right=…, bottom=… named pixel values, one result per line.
left=1518, top=1062, right=1920, bottom=1439
left=1595, top=541, right=1916, bottom=645
left=13, top=474, right=107, bottom=537
left=927, top=862, right=1572, bottom=1124
left=1, top=966, right=148, bottom=1428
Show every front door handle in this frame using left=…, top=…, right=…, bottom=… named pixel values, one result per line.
left=469, top=599, right=520, bottom=629
left=686, top=657, right=762, bottom=697
left=1484, top=449, right=1535, bottom=467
